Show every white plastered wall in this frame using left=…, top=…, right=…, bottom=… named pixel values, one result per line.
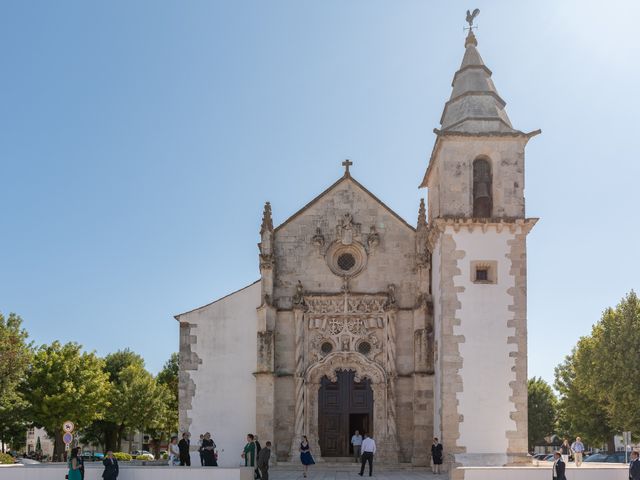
left=451, top=227, right=517, bottom=457
left=182, top=282, right=260, bottom=467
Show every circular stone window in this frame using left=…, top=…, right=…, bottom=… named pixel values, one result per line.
left=357, top=341, right=372, bottom=355
left=326, top=242, right=367, bottom=277
left=337, top=253, right=356, bottom=271
left=321, top=342, right=333, bottom=354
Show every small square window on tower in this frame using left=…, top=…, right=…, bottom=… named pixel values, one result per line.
left=470, top=261, right=498, bottom=284
left=475, top=268, right=488, bottom=282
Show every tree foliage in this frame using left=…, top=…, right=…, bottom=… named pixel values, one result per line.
left=554, top=291, right=640, bottom=448
left=0, top=313, right=32, bottom=452
left=527, top=377, right=556, bottom=449
left=23, top=341, right=110, bottom=460
left=156, top=352, right=178, bottom=433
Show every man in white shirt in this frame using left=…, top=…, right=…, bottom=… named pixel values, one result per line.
left=358, top=433, right=376, bottom=477
left=351, top=430, right=363, bottom=463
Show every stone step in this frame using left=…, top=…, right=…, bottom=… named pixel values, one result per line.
left=272, top=462, right=420, bottom=471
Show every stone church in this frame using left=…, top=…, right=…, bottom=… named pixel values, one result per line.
left=176, top=25, right=539, bottom=476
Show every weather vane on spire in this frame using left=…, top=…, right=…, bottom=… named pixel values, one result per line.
left=464, top=8, right=480, bottom=31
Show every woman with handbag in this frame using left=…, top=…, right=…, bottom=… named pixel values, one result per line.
left=202, top=432, right=218, bottom=466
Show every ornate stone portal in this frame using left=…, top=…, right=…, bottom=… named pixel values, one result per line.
left=290, top=291, right=399, bottom=462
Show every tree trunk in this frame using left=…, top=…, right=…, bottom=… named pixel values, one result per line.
left=117, top=424, right=125, bottom=452
left=607, top=436, right=616, bottom=452
left=53, top=431, right=65, bottom=462
left=105, top=427, right=117, bottom=453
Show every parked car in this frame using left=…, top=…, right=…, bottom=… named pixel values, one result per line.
left=81, top=451, right=104, bottom=461
left=543, top=454, right=555, bottom=461
left=584, top=452, right=629, bottom=463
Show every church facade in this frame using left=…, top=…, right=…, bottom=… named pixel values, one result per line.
left=176, top=26, right=539, bottom=477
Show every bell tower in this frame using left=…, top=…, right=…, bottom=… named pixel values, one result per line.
left=422, top=14, right=539, bottom=478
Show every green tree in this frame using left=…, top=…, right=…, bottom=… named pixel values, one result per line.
left=0, top=313, right=33, bottom=452
left=149, top=353, right=179, bottom=456
left=110, top=363, right=169, bottom=453
left=527, top=377, right=557, bottom=450
left=553, top=292, right=640, bottom=449
left=23, top=342, right=110, bottom=460
left=97, top=349, right=146, bottom=451
left=583, top=291, right=640, bottom=434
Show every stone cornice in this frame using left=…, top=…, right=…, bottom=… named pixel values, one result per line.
left=426, top=217, right=538, bottom=250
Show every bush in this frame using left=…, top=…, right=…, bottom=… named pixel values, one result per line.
left=113, top=452, right=132, bottom=461
left=160, top=453, right=168, bottom=460
left=0, top=452, right=14, bottom=464
left=136, top=454, right=154, bottom=461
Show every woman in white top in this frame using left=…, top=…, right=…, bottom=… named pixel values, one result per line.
left=168, top=436, right=180, bottom=466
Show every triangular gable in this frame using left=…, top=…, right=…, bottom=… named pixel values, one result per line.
left=174, top=279, right=261, bottom=321
left=274, top=174, right=416, bottom=233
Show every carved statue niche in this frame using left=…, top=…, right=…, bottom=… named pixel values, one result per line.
left=292, top=280, right=305, bottom=308
left=336, top=213, right=361, bottom=246
left=367, top=225, right=380, bottom=251
left=384, top=284, right=397, bottom=310
left=312, top=227, right=325, bottom=248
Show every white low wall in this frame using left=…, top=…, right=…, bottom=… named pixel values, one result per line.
left=462, top=465, right=629, bottom=480
left=0, top=465, right=254, bottom=480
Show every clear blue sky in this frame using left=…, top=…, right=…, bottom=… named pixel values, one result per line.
left=1, top=1, right=638, bottom=383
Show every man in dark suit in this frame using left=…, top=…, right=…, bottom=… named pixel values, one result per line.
left=552, top=451, right=566, bottom=480
left=178, top=432, right=191, bottom=466
left=257, top=441, right=271, bottom=480
left=630, top=451, right=640, bottom=480
left=102, top=451, right=119, bottom=480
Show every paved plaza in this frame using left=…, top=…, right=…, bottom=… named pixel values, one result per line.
left=270, top=466, right=446, bottom=480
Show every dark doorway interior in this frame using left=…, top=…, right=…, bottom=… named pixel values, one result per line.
left=318, top=370, right=373, bottom=457
left=348, top=413, right=370, bottom=455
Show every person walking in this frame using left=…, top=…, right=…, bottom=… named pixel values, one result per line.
left=242, top=434, right=256, bottom=468
left=67, top=448, right=82, bottom=480
left=257, top=441, right=272, bottom=480
left=431, top=437, right=443, bottom=474
left=552, top=451, right=566, bottom=480
left=358, top=433, right=376, bottom=477
left=168, top=436, right=180, bottom=466
left=202, top=432, right=218, bottom=466
left=351, top=430, right=363, bottom=463
left=629, top=451, right=640, bottom=480
left=102, top=451, right=119, bottom=480
left=299, top=435, right=315, bottom=478
left=571, top=436, right=585, bottom=467
left=560, top=439, right=570, bottom=464
left=178, top=432, right=191, bottom=466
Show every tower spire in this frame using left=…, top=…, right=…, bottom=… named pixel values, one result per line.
left=417, top=198, right=427, bottom=229
left=260, top=201, right=273, bottom=234
left=437, top=8, right=520, bottom=135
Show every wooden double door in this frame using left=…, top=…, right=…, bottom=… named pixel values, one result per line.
left=318, top=370, right=373, bottom=457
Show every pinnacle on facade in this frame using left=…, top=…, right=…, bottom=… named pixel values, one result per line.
left=438, top=28, right=520, bottom=134
left=260, top=201, right=273, bottom=234
left=417, top=198, right=427, bottom=229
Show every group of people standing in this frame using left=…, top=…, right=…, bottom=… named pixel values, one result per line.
left=241, top=433, right=272, bottom=480
left=168, top=431, right=219, bottom=466
left=67, top=448, right=119, bottom=480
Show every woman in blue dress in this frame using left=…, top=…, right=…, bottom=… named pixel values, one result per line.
left=299, top=435, right=315, bottom=478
